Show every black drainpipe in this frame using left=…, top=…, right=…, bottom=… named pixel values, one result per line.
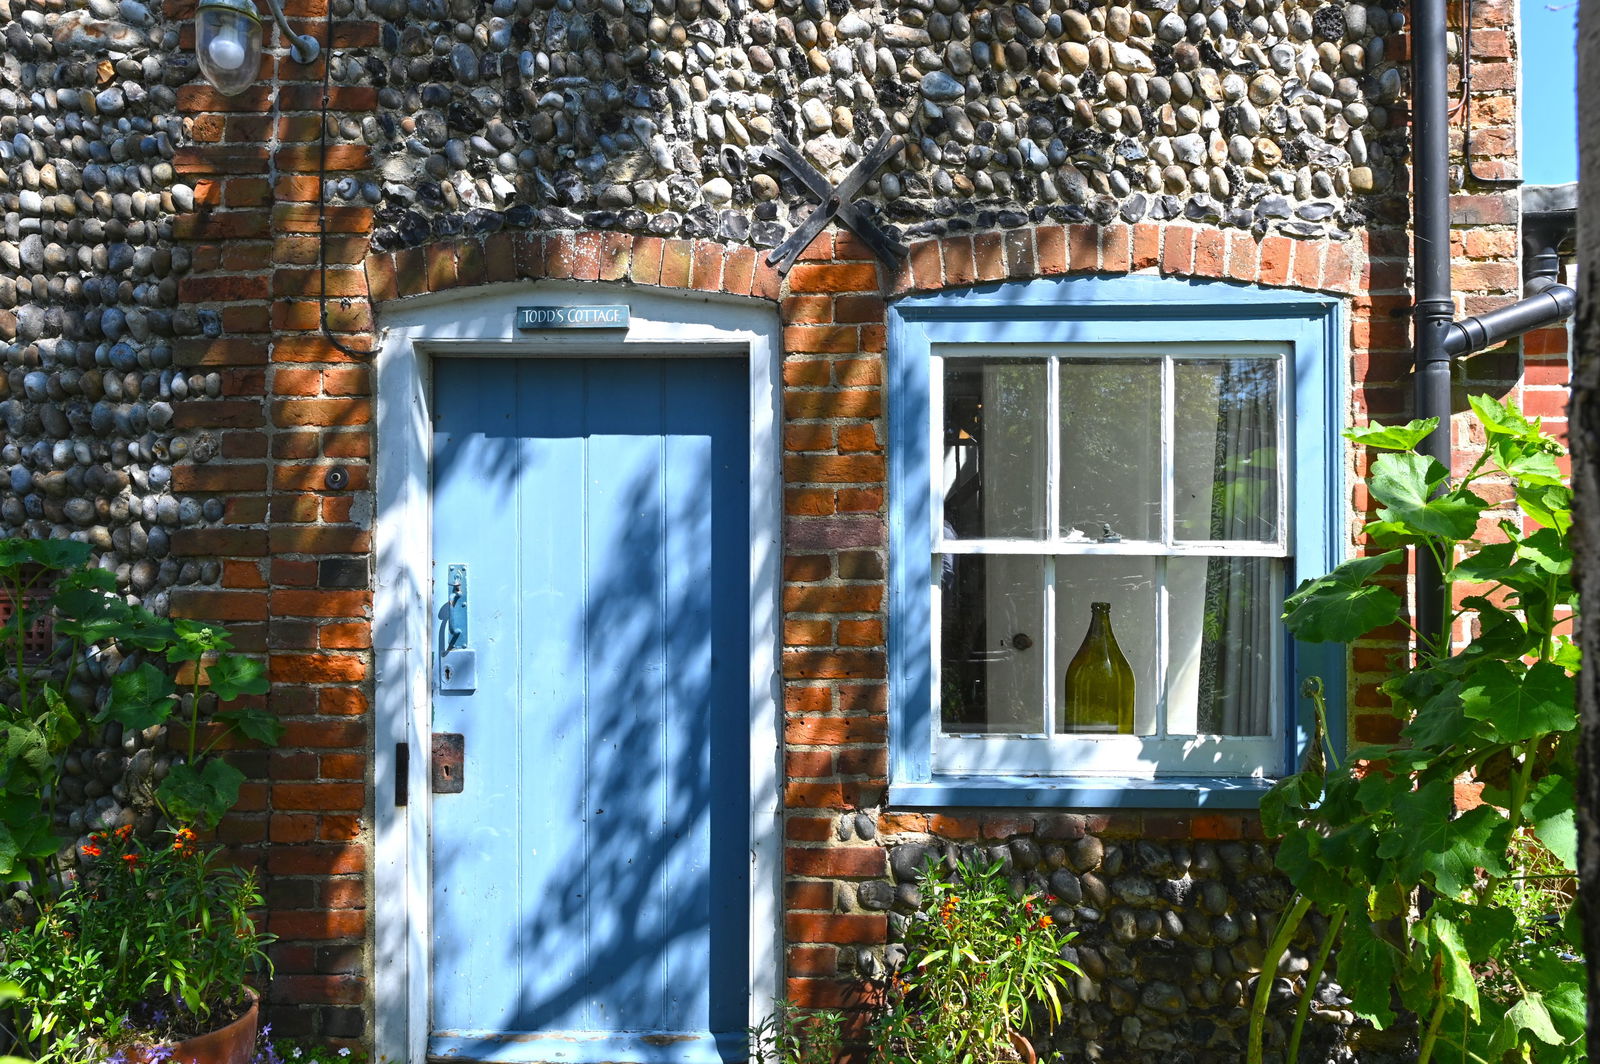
left=1408, top=0, right=1578, bottom=649
left=1411, top=0, right=1456, bottom=650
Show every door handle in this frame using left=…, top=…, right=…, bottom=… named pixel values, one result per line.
left=439, top=563, right=477, bottom=692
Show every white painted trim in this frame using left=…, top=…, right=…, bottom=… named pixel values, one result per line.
left=373, top=281, right=783, bottom=1064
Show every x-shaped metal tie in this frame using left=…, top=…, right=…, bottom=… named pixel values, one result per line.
left=761, top=130, right=910, bottom=274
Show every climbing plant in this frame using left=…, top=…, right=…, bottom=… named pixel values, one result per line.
left=1247, top=396, right=1584, bottom=1064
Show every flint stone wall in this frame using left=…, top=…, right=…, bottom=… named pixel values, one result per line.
left=359, top=0, right=1407, bottom=250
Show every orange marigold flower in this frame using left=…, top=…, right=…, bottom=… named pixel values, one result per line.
left=1024, top=901, right=1034, bottom=913
left=121, top=854, right=139, bottom=867
left=1037, top=916, right=1053, bottom=928
left=81, top=844, right=102, bottom=858
left=114, top=825, right=133, bottom=840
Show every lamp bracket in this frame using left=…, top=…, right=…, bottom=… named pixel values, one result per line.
left=262, top=0, right=321, bottom=63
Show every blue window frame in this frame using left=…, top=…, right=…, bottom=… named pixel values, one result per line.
left=887, top=274, right=1345, bottom=809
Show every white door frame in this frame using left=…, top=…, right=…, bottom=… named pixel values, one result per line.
left=371, top=281, right=784, bottom=1064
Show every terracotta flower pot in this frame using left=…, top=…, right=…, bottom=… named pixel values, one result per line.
left=131, top=991, right=259, bottom=1064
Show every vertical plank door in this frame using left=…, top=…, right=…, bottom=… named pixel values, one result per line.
left=429, top=357, right=750, bottom=1064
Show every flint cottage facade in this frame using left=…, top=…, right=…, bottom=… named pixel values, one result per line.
left=0, top=0, right=1570, bottom=1053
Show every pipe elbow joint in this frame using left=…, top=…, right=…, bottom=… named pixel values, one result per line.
left=1442, top=285, right=1577, bottom=357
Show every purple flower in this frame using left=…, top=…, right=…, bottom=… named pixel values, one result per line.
left=147, top=1045, right=175, bottom=1063
left=106, top=1052, right=129, bottom=1064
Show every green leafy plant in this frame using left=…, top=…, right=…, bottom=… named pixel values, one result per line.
left=1249, top=397, right=1583, bottom=1064
left=871, top=857, right=1080, bottom=1064
left=749, top=1001, right=845, bottom=1064
left=0, top=537, right=282, bottom=1060
left=3, top=826, right=272, bottom=1061
left=0, top=537, right=278, bottom=887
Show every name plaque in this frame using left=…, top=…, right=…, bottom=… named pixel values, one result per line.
left=516, top=305, right=630, bottom=330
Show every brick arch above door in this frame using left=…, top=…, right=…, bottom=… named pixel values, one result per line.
left=363, top=232, right=787, bottom=306
left=362, top=223, right=1369, bottom=313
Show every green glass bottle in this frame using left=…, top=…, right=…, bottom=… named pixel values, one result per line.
left=1059, top=602, right=1135, bottom=734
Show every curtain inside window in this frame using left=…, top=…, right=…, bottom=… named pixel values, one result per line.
left=1196, top=360, right=1275, bottom=736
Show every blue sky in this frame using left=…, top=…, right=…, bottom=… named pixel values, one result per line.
left=1519, top=0, right=1579, bottom=184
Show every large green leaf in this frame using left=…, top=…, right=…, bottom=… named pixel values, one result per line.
left=1399, top=685, right=1485, bottom=752
left=1345, top=419, right=1438, bottom=451
left=1540, top=980, right=1587, bottom=1043
left=39, top=685, right=80, bottom=755
left=204, top=653, right=270, bottom=701
left=1453, top=598, right=1536, bottom=662
left=215, top=703, right=284, bottom=746
left=0, top=721, right=50, bottom=789
left=0, top=798, right=61, bottom=881
left=1450, top=541, right=1517, bottom=584
left=1446, top=899, right=1517, bottom=964
left=1523, top=772, right=1577, bottom=871
left=1517, top=527, right=1573, bottom=575
left=1487, top=993, right=1565, bottom=1058
left=1368, top=452, right=1485, bottom=539
left=1282, top=551, right=1406, bottom=643
left=1469, top=393, right=1538, bottom=440
left=1335, top=918, right=1399, bottom=1028
left=1416, top=803, right=1511, bottom=897
left=1378, top=777, right=1451, bottom=863
left=1422, top=910, right=1478, bottom=1018
left=12, top=538, right=92, bottom=571
left=103, top=662, right=177, bottom=731
left=1493, top=437, right=1566, bottom=487
left=1518, top=484, right=1574, bottom=535
left=1460, top=660, right=1576, bottom=742
left=157, top=758, right=246, bottom=828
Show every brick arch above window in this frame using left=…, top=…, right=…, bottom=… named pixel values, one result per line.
left=362, top=223, right=1365, bottom=309
left=888, top=224, right=1366, bottom=300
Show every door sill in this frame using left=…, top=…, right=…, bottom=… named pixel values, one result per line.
left=428, top=1029, right=747, bottom=1064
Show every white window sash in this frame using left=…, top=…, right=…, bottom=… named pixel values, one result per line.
left=928, top=342, right=1292, bottom=778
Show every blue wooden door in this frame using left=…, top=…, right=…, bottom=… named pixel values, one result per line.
left=429, top=357, right=750, bottom=1063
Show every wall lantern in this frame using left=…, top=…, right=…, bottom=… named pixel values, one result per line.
left=195, top=0, right=320, bottom=95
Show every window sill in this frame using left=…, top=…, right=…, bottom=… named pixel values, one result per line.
left=890, top=775, right=1277, bottom=809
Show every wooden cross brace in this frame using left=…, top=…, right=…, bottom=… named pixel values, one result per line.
left=761, top=131, right=910, bottom=274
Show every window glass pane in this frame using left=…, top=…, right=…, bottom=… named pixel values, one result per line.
left=939, top=554, right=1046, bottom=733
left=1058, top=359, right=1161, bottom=542
left=1166, top=557, right=1276, bottom=735
left=943, top=360, right=1049, bottom=539
left=1173, top=358, right=1280, bottom=542
left=1053, top=557, right=1158, bottom=736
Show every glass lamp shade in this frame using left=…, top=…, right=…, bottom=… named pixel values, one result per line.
left=195, top=0, right=263, bottom=95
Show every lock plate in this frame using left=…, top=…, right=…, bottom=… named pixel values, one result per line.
left=440, top=649, right=477, bottom=692
left=431, top=733, right=465, bottom=793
